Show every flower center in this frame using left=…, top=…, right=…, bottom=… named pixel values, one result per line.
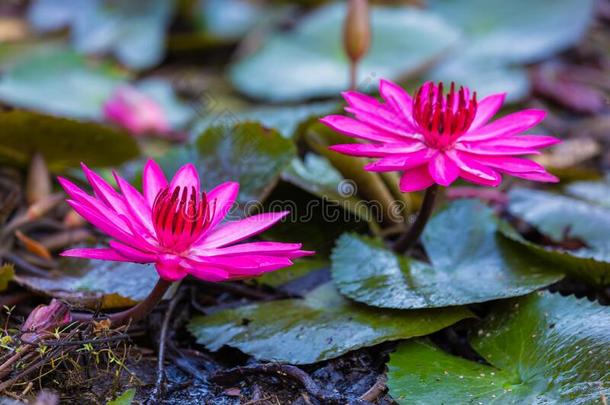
left=152, top=186, right=214, bottom=253
left=413, top=82, right=477, bottom=150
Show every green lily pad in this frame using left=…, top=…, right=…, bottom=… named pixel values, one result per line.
left=0, top=110, right=140, bottom=171
left=231, top=3, right=458, bottom=101
left=566, top=176, right=610, bottom=208
left=28, top=0, right=174, bottom=70
left=191, top=101, right=338, bottom=139
left=331, top=200, right=563, bottom=309
left=14, top=258, right=158, bottom=309
left=387, top=291, right=610, bottom=404
left=188, top=283, right=472, bottom=364
left=158, top=122, right=296, bottom=204
left=426, top=0, right=593, bottom=102
left=507, top=188, right=610, bottom=285
left=197, top=0, right=267, bottom=41
left=0, top=46, right=126, bottom=120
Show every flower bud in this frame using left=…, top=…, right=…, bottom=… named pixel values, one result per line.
left=103, top=86, right=170, bottom=136
left=26, top=153, right=51, bottom=205
left=21, top=299, right=71, bottom=341
left=343, top=0, right=371, bottom=63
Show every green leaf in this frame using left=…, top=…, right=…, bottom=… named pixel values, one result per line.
left=565, top=176, right=610, bottom=208
left=106, top=388, right=136, bottom=405
left=507, top=188, right=610, bottom=285
left=0, top=263, right=15, bottom=292
left=387, top=292, right=610, bottom=404
left=0, top=110, right=140, bottom=171
left=159, top=123, right=296, bottom=204
left=331, top=200, right=563, bottom=309
left=231, top=3, right=458, bottom=101
left=188, top=283, right=472, bottom=364
left=191, top=101, right=338, bottom=139
left=198, top=0, right=267, bottom=40
left=426, top=0, right=593, bottom=102
left=29, top=0, right=174, bottom=69
left=256, top=258, right=328, bottom=288
left=15, top=258, right=158, bottom=309
left=0, top=46, right=126, bottom=120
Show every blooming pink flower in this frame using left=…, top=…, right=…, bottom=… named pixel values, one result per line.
left=103, top=86, right=170, bottom=136
left=58, top=161, right=313, bottom=282
left=321, top=80, right=560, bottom=192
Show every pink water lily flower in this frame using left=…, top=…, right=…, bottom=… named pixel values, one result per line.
left=321, top=80, right=561, bottom=192
left=103, top=86, right=170, bottom=136
left=58, top=161, right=312, bottom=282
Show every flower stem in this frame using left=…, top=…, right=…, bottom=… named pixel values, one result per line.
left=392, top=185, right=439, bottom=254
left=349, top=62, right=358, bottom=91
left=72, top=279, right=172, bottom=327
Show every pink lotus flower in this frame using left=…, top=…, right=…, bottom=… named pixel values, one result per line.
left=103, top=86, right=170, bottom=136
left=321, top=80, right=560, bottom=192
left=58, top=161, right=312, bottom=282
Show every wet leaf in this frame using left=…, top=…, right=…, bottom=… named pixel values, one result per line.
left=231, top=3, right=458, bottom=101
left=0, top=110, right=140, bottom=171
left=387, top=292, right=610, bottom=404
left=106, top=388, right=136, bottom=405
left=507, top=188, right=610, bottom=285
left=15, top=258, right=158, bottom=309
left=566, top=176, right=610, bottom=208
left=0, top=46, right=126, bottom=120
left=426, top=0, right=594, bottom=102
left=28, top=0, right=174, bottom=69
left=198, top=0, right=267, bottom=41
left=0, top=263, right=15, bottom=292
left=331, top=200, right=563, bottom=309
left=159, top=123, right=296, bottom=204
left=191, top=101, right=338, bottom=139
left=188, top=283, right=472, bottom=364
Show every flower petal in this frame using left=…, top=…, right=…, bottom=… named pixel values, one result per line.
left=463, top=154, right=548, bottom=173
left=428, top=153, right=460, bottom=186
left=502, top=170, right=559, bottom=183
left=364, top=148, right=434, bottom=172
left=114, top=172, right=154, bottom=234
left=466, top=134, right=561, bottom=150
left=169, top=163, right=200, bottom=196
left=469, top=93, right=506, bottom=130
left=181, top=259, right=230, bottom=282
left=455, top=142, right=540, bottom=156
left=399, top=165, right=435, bottom=192
left=446, top=150, right=502, bottom=186
left=198, top=211, right=289, bottom=249
left=379, top=79, right=413, bottom=117
left=194, top=241, right=304, bottom=257
left=61, top=248, right=131, bottom=262
left=462, top=110, right=546, bottom=142
left=108, top=240, right=157, bottom=263
left=80, top=163, right=128, bottom=215
left=143, top=159, right=168, bottom=207
left=342, top=91, right=418, bottom=134
left=320, top=115, right=407, bottom=143
left=206, top=181, right=239, bottom=230
left=330, top=141, right=425, bottom=158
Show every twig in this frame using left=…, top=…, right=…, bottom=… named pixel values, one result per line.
left=392, top=184, right=439, bottom=254
left=4, top=252, right=49, bottom=277
left=147, top=289, right=184, bottom=404
left=212, top=363, right=343, bottom=403
left=359, top=375, right=387, bottom=402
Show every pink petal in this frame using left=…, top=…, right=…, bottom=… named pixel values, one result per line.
left=206, top=181, right=239, bottom=230
left=469, top=93, right=506, bottom=130
left=379, top=79, right=413, bottom=116
left=156, top=254, right=188, bottom=281
left=462, top=110, right=546, bottom=142
left=446, top=150, right=502, bottom=186
left=428, top=153, right=460, bottom=187
left=114, top=173, right=154, bottom=234
left=455, top=142, right=540, bottom=156
left=181, top=259, right=230, bottom=282
left=143, top=159, right=168, bottom=207
left=108, top=240, right=157, bottom=263
left=198, top=211, right=289, bottom=249
left=169, top=163, right=200, bottom=196
left=364, top=148, right=434, bottom=172
left=80, top=163, right=129, bottom=215
left=468, top=134, right=561, bottom=150
left=61, top=248, right=131, bottom=262
left=502, top=170, right=559, bottom=182
left=329, top=142, right=425, bottom=158
left=399, top=165, right=435, bottom=192
left=194, top=242, right=303, bottom=257
left=342, top=91, right=418, bottom=134
left=320, top=115, right=407, bottom=143
left=196, top=255, right=293, bottom=272
left=464, top=154, right=547, bottom=173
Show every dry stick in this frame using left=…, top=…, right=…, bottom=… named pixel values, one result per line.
left=392, top=185, right=439, bottom=254
left=72, top=279, right=172, bottom=327
left=148, top=289, right=184, bottom=404
left=359, top=375, right=387, bottom=402
left=212, top=363, right=343, bottom=403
